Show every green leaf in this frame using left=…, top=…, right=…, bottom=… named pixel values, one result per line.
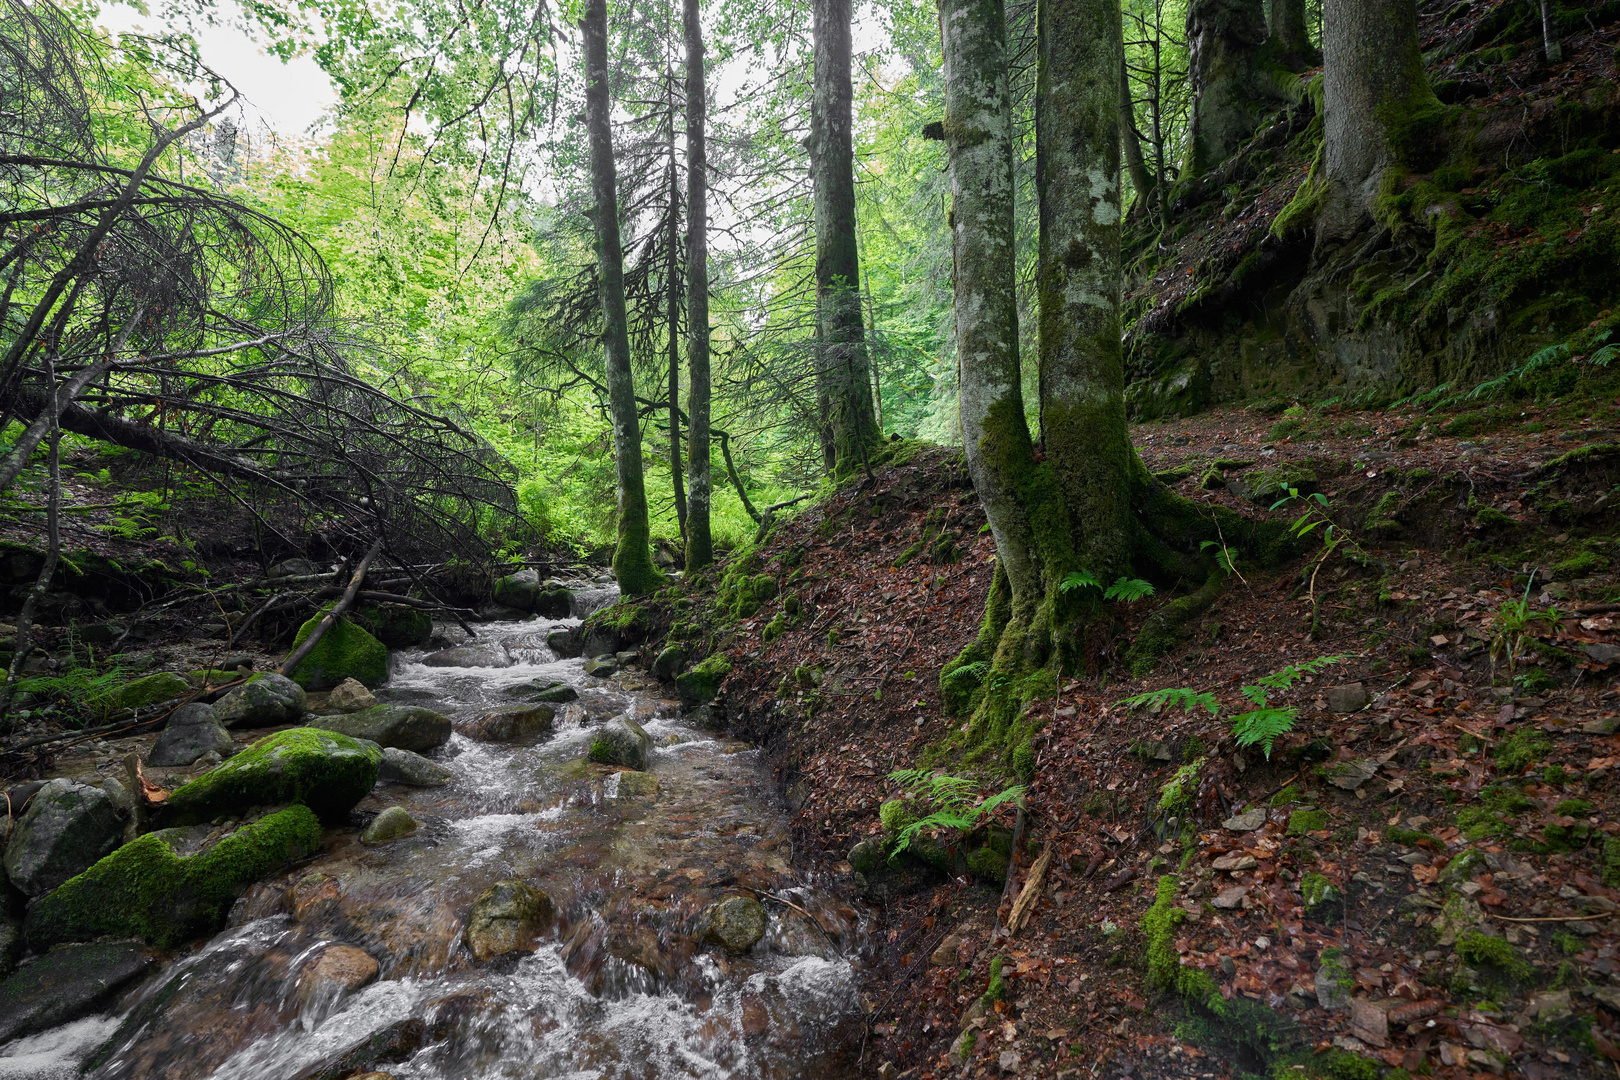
left=1118, top=687, right=1221, bottom=715
left=1229, top=707, right=1298, bottom=759
left=1103, top=577, right=1156, bottom=602
left=1060, top=570, right=1101, bottom=594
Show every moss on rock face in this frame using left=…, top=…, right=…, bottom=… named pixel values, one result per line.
left=288, top=613, right=389, bottom=691
left=352, top=603, right=434, bottom=648
left=107, top=671, right=190, bottom=711
left=25, top=805, right=322, bottom=950
left=163, top=727, right=382, bottom=824
left=675, top=653, right=731, bottom=705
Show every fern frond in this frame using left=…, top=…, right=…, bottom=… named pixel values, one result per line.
left=1229, top=707, right=1298, bottom=759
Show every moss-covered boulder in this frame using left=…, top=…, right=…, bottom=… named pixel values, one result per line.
left=492, top=569, right=540, bottom=610
left=464, top=879, right=554, bottom=961
left=588, top=717, right=652, bottom=770
left=307, top=705, right=452, bottom=753
left=212, top=672, right=307, bottom=729
left=0, top=941, right=159, bottom=1044
left=107, top=671, right=190, bottom=711
left=1, top=779, right=125, bottom=897
left=162, top=727, right=382, bottom=824
left=352, top=603, right=434, bottom=648
left=24, top=805, right=323, bottom=950
left=701, top=895, right=766, bottom=953
left=287, top=613, right=389, bottom=691
left=675, top=653, right=731, bottom=706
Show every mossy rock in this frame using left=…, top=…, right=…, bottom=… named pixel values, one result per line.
left=1230, top=465, right=1317, bottom=506
left=587, top=717, right=652, bottom=770
left=965, top=844, right=1009, bottom=884
left=352, top=603, right=434, bottom=648
left=1286, top=808, right=1328, bottom=836
left=163, top=727, right=382, bottom=824
left=107, top=671, right=190, bottom=711
left=675, top=653, right=731, bottom=706
left=288, top=613, right=389, bottom=691
left=25, top=805, right=323, bottom=950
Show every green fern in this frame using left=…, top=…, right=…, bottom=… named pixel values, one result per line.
left=1118, top=687, right=1221, bottom=715
left=1059, top=570, right=1101, bottom=594
left=887, top=769, right=1025, bottom=855
left=1104, top=577, right=1156, bottom=602
left=1229, top=707, right=1298, bottom=760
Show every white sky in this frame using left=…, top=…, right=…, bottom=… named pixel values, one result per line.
left=95, top=0, right=338, bottom=139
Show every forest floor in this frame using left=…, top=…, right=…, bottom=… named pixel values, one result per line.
left=666, top=397, right=1620, bottom=1080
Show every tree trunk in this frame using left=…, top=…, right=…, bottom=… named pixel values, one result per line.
left=810, top=0, right=880, bottom=476
left=1539, top=0, right=1561, bottom=64
left=683, top=0, right=714, bottom=571
left=1317, top=0, right=1437, bottom=245
left=1183, top=0, right=1280, bottom=176
left=583, top=0, right=662, bottom=596
left=1118, top=58, right=1153, bottom=216
left=1268, top=0, right=1319, bottom=70
left=665, top=110, right=688, bottom=540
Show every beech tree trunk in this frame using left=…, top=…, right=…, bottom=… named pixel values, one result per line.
left=665, top=115, right=687, bottom=540
left=1539, top=0, right=1561, bottom=64
left=1317, top=0, right=1436, bottom=244
left=1118, top=58, right=1153, bottom=215
left=810, top=0, right=880, bottom=477
left=1184, top=0, right=1281, bottom=176
left=683, top=0, right=714, bottom=571
left=1268, top=0, right=1319, bottom=70
left=583, top=0, right=662, bottom=596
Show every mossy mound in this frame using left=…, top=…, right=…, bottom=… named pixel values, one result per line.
left=106, top=671, right=190, bottom=711
left=675, top=653, right=731, bottom=706
left=288, top=612, right=389, bottom=691
left=352, top=603, right=434, bottom=648
left=163, top=727, right=382, bottom=824
left=25, top=805, right=323, bottom=950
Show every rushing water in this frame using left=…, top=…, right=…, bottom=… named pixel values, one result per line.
left=6, top=597, right=867, bottom=1080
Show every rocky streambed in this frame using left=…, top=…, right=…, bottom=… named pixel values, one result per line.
left=0, top=603, right=867, bottom=1080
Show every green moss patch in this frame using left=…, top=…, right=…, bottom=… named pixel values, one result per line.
left=288, top=611, right=388, bottom=691
left=1494, top=730, right=1552, bottom=774
left=164, top=726, right=382, bottom=824
left=1286, top=808, right=1328, bottom=836
left=26, top=805, right=322, bottom=950
left=675, top=653, right=731, bottom=705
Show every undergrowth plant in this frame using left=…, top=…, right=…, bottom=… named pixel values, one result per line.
left=1489, top=575, right=1561, bottom=685
left=886, top=769, right=1025, bottom=855
left=1121, top=655, right=1352, bottom=760
left=1059, top=570, right=1156, bottom=602
left=16, top=646, right=143, bottom=723
left=1268, top=487, right=1371, bottom=635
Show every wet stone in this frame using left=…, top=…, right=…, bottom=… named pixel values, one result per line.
left=454, top=705, right=555, bottom=743
left=147, top=703, right=234, bottom=768
left=703, top=895, right=767, bottom=953
left=379, top=746, right=453, bottom=787
left=212, top=672, right=308, bottom=729
left=0, top=940, right=159, bottom=1043
left=327, top=678, right=379, bottom=712
left=361, top=806, right=419, bottom=846
left=308, top=705, right=453, bottom=753
left=421, top=645, right=514, bottom=669
left=465, top=880, right=554, bottom=961
left=1324, top=682, right=1370, bottom=713
left=2, top=778, right=125, bottom=897
left=582, top=655, right=618, bottom=677
left=588, top=716, right=651, bottom=770
left=296, top=944, right=379, bottom=1011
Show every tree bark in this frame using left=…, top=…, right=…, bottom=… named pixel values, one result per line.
left=1539, top=0, right=1561, bottom=64
left=1038, top=0, right=1133, bottom=605
left=1183, top=0, right=1281, bottom=176
left=1268, top=0, right=1319, bottom=70
left=1317, top=0, right=1436, bottom=244
left=683, top=0, right=714, bottom=570
left=1118, top=58, right=1153, bottom=215
left=810, top=0, right=881, bottom=476
left=665, top=109, right=688, bottom=540
left=276, top=538, right=383, bottom=678
left=583, top=0, right=663, bottom=595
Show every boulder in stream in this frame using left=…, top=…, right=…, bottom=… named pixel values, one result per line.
left=295, top=944, right=379, bottom=1013
left=147, top=703, right=234, bottom=768
left=2, top=778, right=125, bottom=897
left=545, top=627, right=579, bottom=658
left=502, top=679, right=578, bottom=704
left=327, top=677, right=379, bottom=712
left=454, top=705, right=555, bottom=743
left=360, top=806, right=419, bottom=845
left=163, top=727, right=382, bottom=824
left=675, top=654, right=731, bottom=706
left=587, top=716, right=651, bottom=770
left=582, top=655, right=618, bottom=677
left=534, top=585, right=572, bottom=618
left=353, top=603, right=434, bottom=648
left=0, top=940, right=161, bottom=1043
left=651, top=645, right=686, bottom=681
left=492, top=568, right=540, bottom=610
left=701, top=895, right=767, bottom=953
left=465, top=879, right=554, bottom=961
left=212, top=672, right=308, bottom=729
left=25, top=805, right=323, bottom=950
left=288, top=612, right=390, bottom=691
left=107, top=671, right=190, bottom=711
left=307, top=705, right=453, bottom=753
left=421, top=644, right=513, bottom=668
left=380, top=746, right=453, bottom=786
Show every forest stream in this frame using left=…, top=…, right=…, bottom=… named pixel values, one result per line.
left=2, top=592, right=867, bottom=1080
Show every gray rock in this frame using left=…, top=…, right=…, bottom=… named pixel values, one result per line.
left=588, top=716, right=652, bottom=770
left=212, top=672, right=308, bottom=729
left=1582, top=642, right=1620, bottom=665
left=582, top=655, right=618, bottom=677
left=652, top=645, right=687, bottom=681
left=269, top=558, right=319, bottom=579
left=147, top=703, right=234, bottom=767
left=546, top=628, right=579, bottom=658
left=421, top=645, right=514, bottom=669
left=1328, top=759, right=1379, bottom=791
left=1324, top=683, right=1369, bottom=713
left=327, top=677, right=378, bottom=712
left=492, top=568, right=540, bottom=611
left=533, top=585, right=572, bottom=619
left=360, top=806, right=419, bottom=845
left=703, top=895, right=766, bottom=953
left=307, top=705, right=452, bottom=752
left=465, top=879, right=554, bottom=961
left=1223, top=807, right=1267, bottom=832
left=380, top=746, right=453, bottom=786
left=0, top=941, right=160, bottom=1043
left=455, top=705, right=555, bottom=743
left=1314, top=953, right=1352, bottom=1011
left=2, top=779, right=125, bottom=896
left=580, top=626, right=621, bottom=659
left=614, top=650, right=639, bottom=666
left=0, top=909, right=20, bottom=981
left=502, top=679, right=579, bottom=704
